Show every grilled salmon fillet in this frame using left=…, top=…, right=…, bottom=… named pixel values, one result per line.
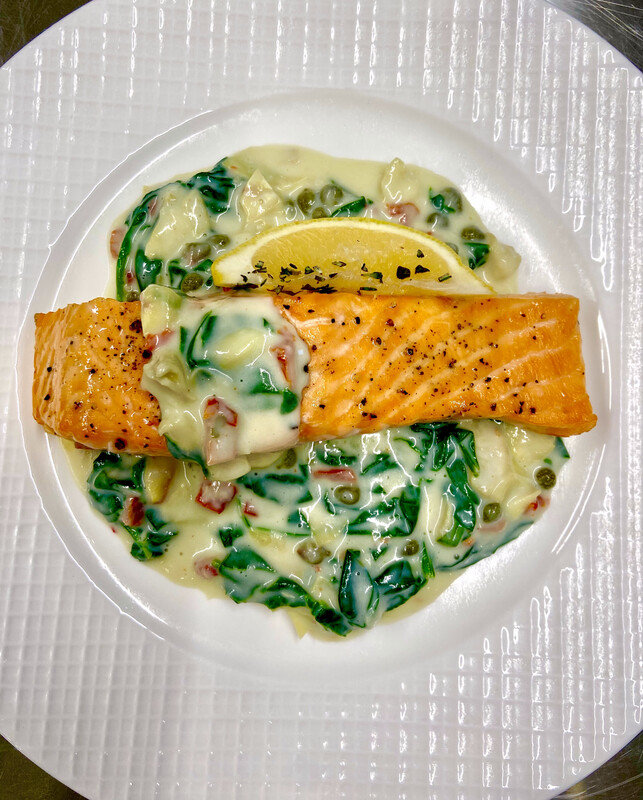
left=275, top=293, right=596, bottom=440
left=33, top=300, right=167, bottom=454
left=33, top=292, right=596, bottom=455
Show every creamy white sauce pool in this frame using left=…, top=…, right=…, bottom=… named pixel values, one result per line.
left=68, top=145, right=567, bottom=637
left=75, top=420, right=567, bottom=636
left=140, top=285, right=309, bottom=467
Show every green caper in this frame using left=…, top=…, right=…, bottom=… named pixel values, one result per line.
left=446, top=242, right=459, bottom=254
left=181, top=272, right=204, bottom=292
left=276, top=448, right=297, bottom=469
left=334, top=485, right=361, bottom=505
left=297, top=188, right=316, bottom=213
left=441, top=187, right=463, bottom=213
left=210, top=233, right=230, bottom=249
left=311, top=206, right=329, bottom=219
left=320, top=184, right=344, bottom=206
left=482, top=502, right=501, bottom=523
left=182, top=241, right=211, bottom=263
left=535, top=467, right=556, bottom=489
left=402, top=539, right=420, bottom=556
left=460, top=226, right=486, bottom=241
left=125, top=290, right=140, bottom=302
left=426, top=212, right=449, bottom=230
left=296, top=538, right=331, bottom=565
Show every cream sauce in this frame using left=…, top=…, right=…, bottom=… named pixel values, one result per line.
left=115, top=145, right=520, bottom=301
left=68, top=145, right=564, bottom=637
left=144, top=186, right=212, bottom=262
left=140, top=285, right=309, bottom=465
left=75, top=420, right=566, bottom=636
left=224, top=146, right=520, bottom=291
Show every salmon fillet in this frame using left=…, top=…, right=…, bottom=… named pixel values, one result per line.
left=33, top=299, right=167, bottom=454
left=275, top=293, right=596, bottom=440
left=33, top=292, right=596, bottom=455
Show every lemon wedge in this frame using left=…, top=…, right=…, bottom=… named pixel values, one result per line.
left=211, top=218, right=493, bottom=295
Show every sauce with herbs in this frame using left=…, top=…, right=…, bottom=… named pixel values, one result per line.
left=114, top=145, right=520, bottom=302
left=83, top=421, right=568, bottom=634
left=140, top=285, right=309, bottom=467
left=67, top=145, right=570, bottom=636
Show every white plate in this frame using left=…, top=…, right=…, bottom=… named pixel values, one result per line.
left=2, top=1, right=641, bottom=798
left=17, top=90, right=611, bottom=681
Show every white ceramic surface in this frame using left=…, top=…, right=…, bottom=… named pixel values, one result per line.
left=2, top=1, right=641, bottom=798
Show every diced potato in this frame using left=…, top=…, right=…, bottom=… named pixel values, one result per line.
left=465, top=420, right=512, bottom=503
left=505, top=425, right=555, bottom=476
left=481, top=234, right=521, bottom=286
left=140, top=284, right=182, bottom=335
left=142, top=349, right=191, bottom=397
left=143, top=457, right=177, bottom=504
left=380, top=158, right=419, bottom=205
left=503, top=477, right=540, bottom=520
left=249, top=528, right=287, bottom=550
left=207, top=457, right=251, bottom=481
left=306, top=505, right=344, bottom=547
left=145, top=187, right=211, bottom=262
left=247, top=451, right=284, bottom=469
left=310, top=574, right=337, bottom=606
left=239, top=170, right=289, bottom=234
left=214, top=329, right=266, bottom=368
left=286, top=607, right=314, bottom=638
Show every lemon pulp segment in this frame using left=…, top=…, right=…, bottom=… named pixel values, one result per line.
left=211, top=219, right=492, bottom=295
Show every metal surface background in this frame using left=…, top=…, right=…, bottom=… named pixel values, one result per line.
left=0, top=1, right=641, bottom=798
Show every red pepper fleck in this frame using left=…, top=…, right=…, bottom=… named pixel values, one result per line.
left=194, top=559, right=219, bottom=579
left=196, top=480, right=237, bottom=514
left=386, top=202, right=419, bottom=226
left=145, top=330, right=174, bottom=351
left=242, top=501, right=259, bottom=518
left=204, top=396, right=238, bottom=426
left=313, top=468, right=358, bottom=483
left=122, top=496, right=144, bottom=527
left=525, top=495, right=549, bottom=517
left=110, top=227, right=127, bottom=259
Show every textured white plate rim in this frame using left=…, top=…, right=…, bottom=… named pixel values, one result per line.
left=2, top=1, right=641, bottom=797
